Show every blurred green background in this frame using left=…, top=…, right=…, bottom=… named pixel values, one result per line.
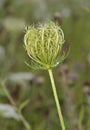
left=0, top=0, right=90, bottom=130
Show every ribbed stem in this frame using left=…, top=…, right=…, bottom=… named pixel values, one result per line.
left=1, top=81, right=31, bottom=130
left=48, top=69, right=65, bottom=130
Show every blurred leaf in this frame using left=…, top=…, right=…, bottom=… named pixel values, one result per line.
left=19, top=99, right=30, bottom=112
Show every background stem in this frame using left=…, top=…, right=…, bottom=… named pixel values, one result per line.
left=1, top=81, right=31, bottom=130
left=48, top=69, right=65, bottom=130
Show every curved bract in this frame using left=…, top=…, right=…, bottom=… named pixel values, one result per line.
left=24, top=22, right=67, bottom=70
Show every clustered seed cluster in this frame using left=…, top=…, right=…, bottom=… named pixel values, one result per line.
left=24, top=22, right=65, bottom=70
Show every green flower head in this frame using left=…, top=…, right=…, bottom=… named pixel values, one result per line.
left=24, top=21, right=68, bottom=70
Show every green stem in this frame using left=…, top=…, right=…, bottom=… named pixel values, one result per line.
left=1, top=81, right=31, bottom=130
left=78, top=106, right=84, bottom=130
left=48, top=69, right=65, bottom=130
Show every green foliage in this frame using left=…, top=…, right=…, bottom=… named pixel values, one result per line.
left=19, top=99, right=30, bottom=112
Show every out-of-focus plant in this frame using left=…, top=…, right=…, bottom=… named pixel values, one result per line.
left=24, top=21, right=69, bottom=130
left=0, top=80, right=32, bottom=130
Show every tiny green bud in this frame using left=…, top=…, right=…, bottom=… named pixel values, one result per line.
left=24, top=21, right=68, bottom=70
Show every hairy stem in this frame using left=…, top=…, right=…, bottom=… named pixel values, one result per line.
left=48, top=69, right=65, bottom=130
left=1, top=81, right=31, bottom=130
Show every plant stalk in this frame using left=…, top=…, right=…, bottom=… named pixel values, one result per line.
left=1, top=81, right=31, bottom=130
left=48, top=69, right=65, bottom=130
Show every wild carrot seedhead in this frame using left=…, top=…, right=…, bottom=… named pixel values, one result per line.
left=24, top=21, right=68, bottom=70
